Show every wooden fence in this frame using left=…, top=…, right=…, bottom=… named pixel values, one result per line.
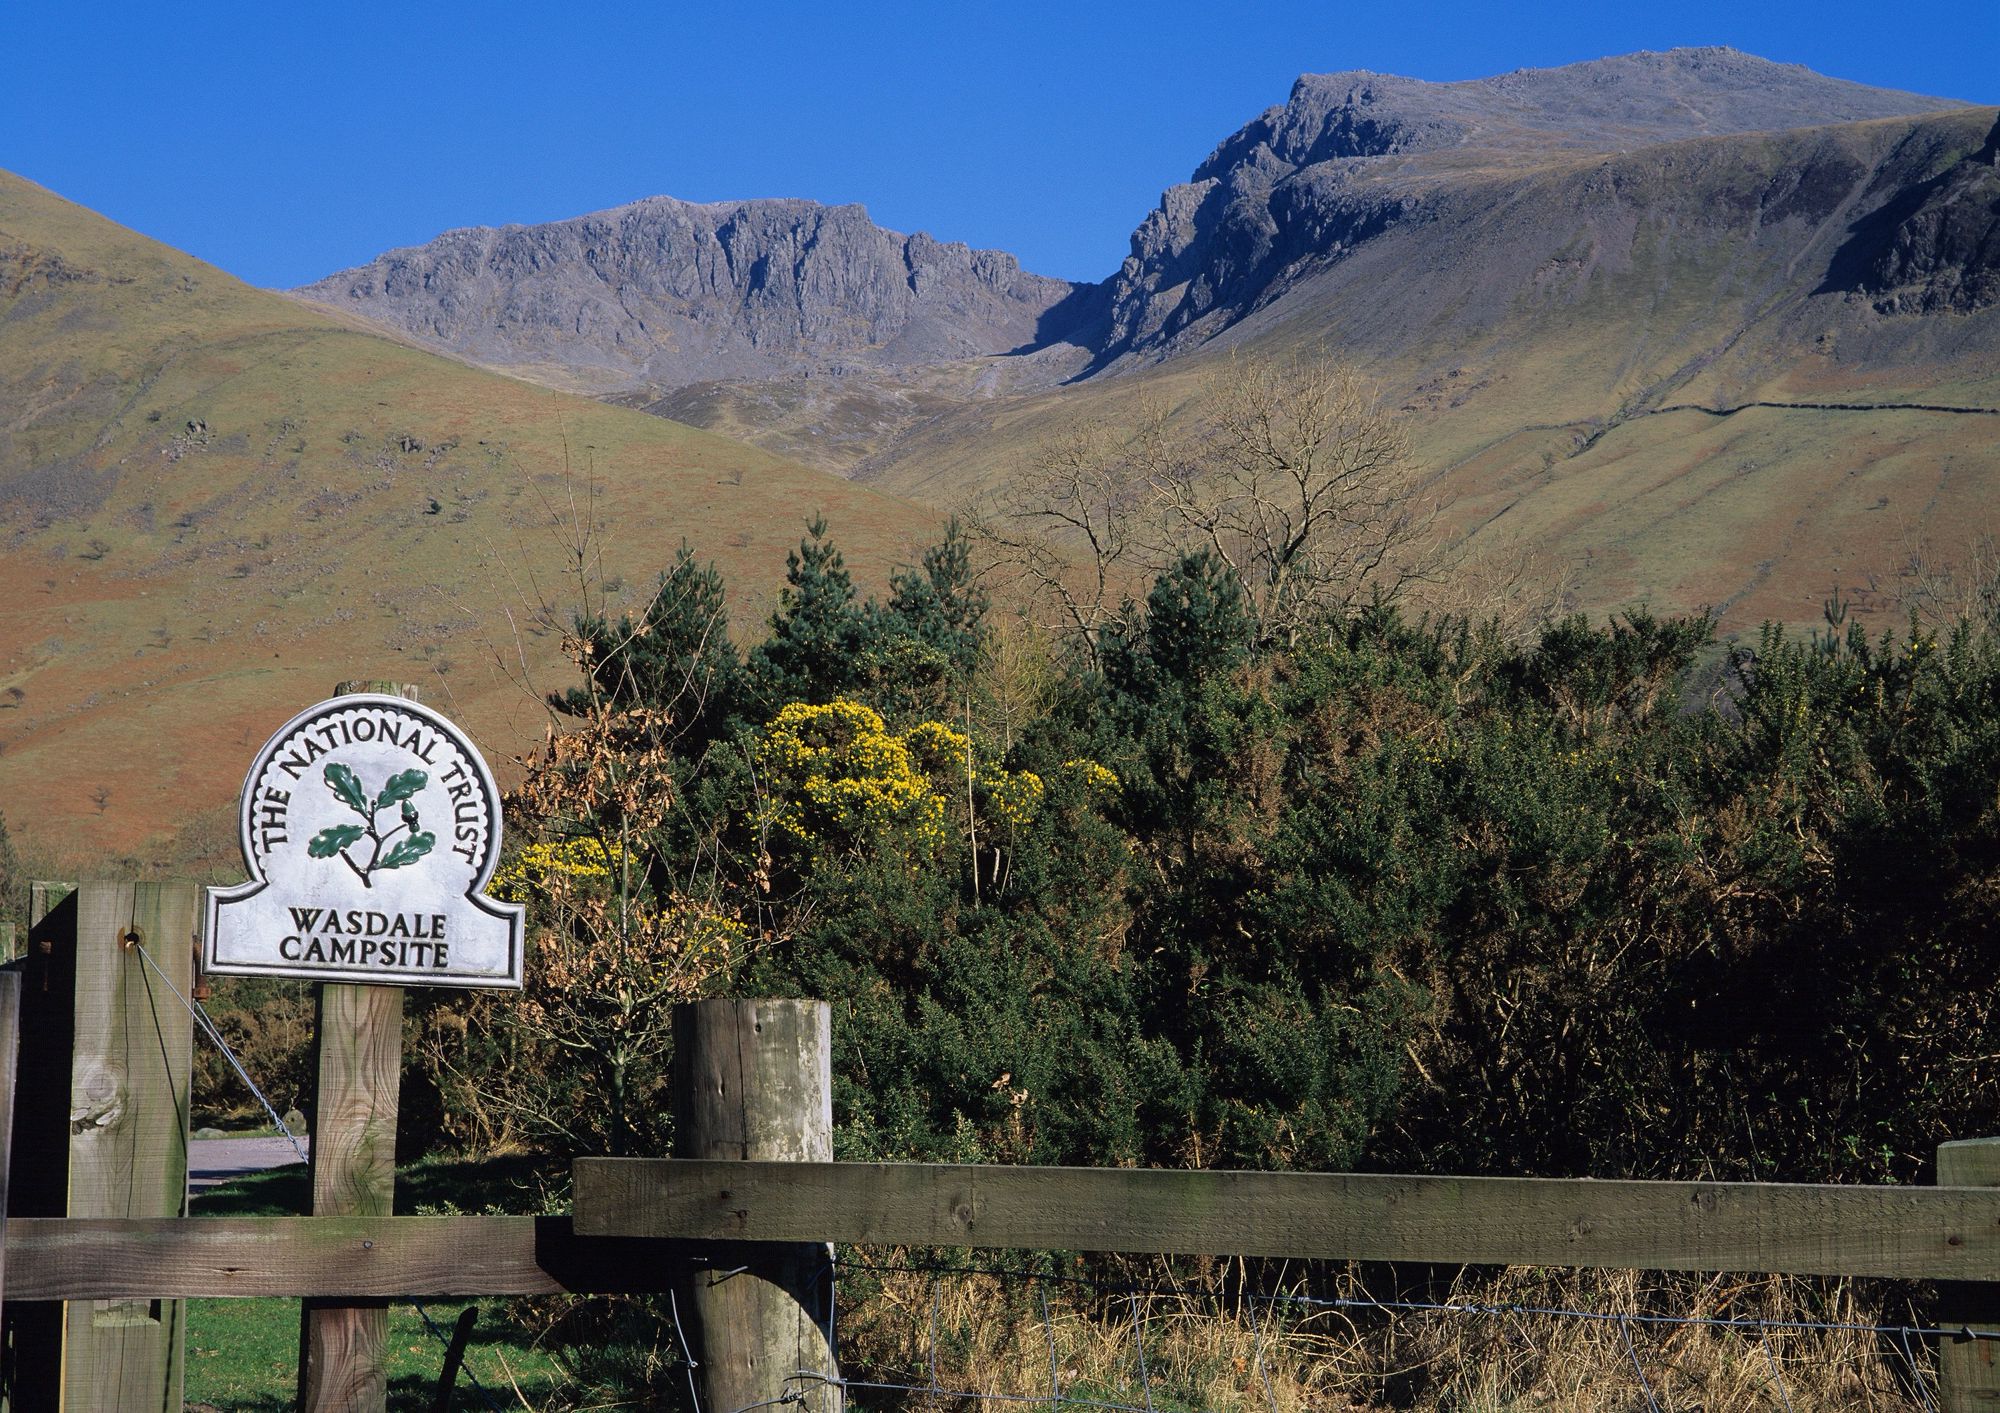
left=4, top=943, right=2000, bottom=1409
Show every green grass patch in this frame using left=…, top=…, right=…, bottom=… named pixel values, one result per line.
left=187, top=1297, right=568, bottom=1412
left=183, top=1153, right=587, bottom=1410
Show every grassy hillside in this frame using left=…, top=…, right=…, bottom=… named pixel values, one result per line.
left=0, top=171, right=936, bottom=863
left=859, top=108, right=2000, bottom=635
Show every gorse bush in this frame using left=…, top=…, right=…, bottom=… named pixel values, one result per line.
left=444, top=512, right=2000, bottom=1188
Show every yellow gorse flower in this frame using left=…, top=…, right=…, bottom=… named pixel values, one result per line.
left=491, top=837, right=630, bottom=903
left=755, top=699, right=1047, bottom=864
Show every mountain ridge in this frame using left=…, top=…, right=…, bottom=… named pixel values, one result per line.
left=1096, top=47, right=1974, bottom=365
left=296, top=195, right=1093, bottom=395
left=285, top=46, right=1989, bottom=479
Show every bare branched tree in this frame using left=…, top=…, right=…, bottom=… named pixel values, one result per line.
left=1900, top=524, right=2000, bottom=633
left=980, top=348, right=1446, bottom=654
left=1154, top=350, right=1441, bottom=647
left=1413, top=532, right=1578, bottom=645
left=972, top=411, right=1170, bottom=667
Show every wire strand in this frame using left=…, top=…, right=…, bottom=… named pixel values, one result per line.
left=138, top=938, right=509, bottom=1411
left=131, top=939, right=308, bottom=1164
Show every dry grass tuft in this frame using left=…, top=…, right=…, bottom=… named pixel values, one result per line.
left=835, top=1257, right=1929, bottom=1413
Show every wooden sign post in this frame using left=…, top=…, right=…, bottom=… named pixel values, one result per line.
left=304, top=682, right=416, bottom=1411
left=200, top=681, right=524, bottom=1412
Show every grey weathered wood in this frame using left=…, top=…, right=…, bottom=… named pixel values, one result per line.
left=4, top=1215, right=698, bottom=1297
left=301, top=680, right=418, bottom=1413
left=28, top=881, right=75, bottom=929
left=63, top=881, right=196, bottom=1413
left=6, top=1161, right=2000, bottom=1291
left=576, top=1157, right=2000, bottom=1281
left=300, top=979, right=404, bottom=1410
left=0, top=891, right=80, bottom=1410
left=674, top=1000, right=841, bottom=1413
left=0, top=971, right=19, bottom=1333
left=1940, top=1139, right=2000, bottom=1412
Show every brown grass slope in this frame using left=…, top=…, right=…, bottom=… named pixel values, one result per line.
left=0, top=171, right=936, bottom=863
left=861, top=107, right=2000, bottom=633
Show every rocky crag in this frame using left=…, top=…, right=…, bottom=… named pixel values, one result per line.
left=295, top=48, right=1996, bottom=488
left=1096, top=47, right=1972, bottom=363
left=297, top=196, right=1095, bottom=393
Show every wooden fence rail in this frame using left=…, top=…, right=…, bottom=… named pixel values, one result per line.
left=2, top=1216, right=695, bottom=1299
left=12, top=1162, right=2000, bottom=1297
left=7, top=983, right=2000, bottom=1409
left=578, top=1157, right=2000, bottom=1279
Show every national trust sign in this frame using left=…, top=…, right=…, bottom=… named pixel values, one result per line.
left=204, top=695, right=526, bottom=988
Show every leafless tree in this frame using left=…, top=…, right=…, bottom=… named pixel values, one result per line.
left=1900, top=524, right=2000, bottom=633
left=1152, top=349, right=1442, bottom=647
left=981, top=348, right=1447, bottom=655
left=972, top=411, right=1170, bottom=668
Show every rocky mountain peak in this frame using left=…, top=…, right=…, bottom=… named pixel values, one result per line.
left=296, top=196, right=1092, bottom=393
left=1100, top=48, right=1970, bottom=362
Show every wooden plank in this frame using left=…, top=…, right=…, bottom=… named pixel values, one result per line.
left=0, top=971, right=20, bottom=1332
left=4, top=1216, right=699, bottom=1298
left=1938, top=1139, right=2000, bottom=1413
left=673, top=1000, right=840, bottom=1413
left=64, top=880, right=196, bottom=1413
left=575, top=1158, right=2000, bottom=1281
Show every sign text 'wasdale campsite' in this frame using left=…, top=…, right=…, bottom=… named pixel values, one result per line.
left=204, top=694, right=526, bottom=987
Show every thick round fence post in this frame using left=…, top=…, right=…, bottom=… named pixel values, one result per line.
left=1941, top=1139, right=2000, bottom=1412
left=674, top=998, right=840, bottom=1413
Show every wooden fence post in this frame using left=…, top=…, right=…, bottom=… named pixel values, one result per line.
left=0, top=886, right=72, bottom=1409
left=0, top=881, right=195, bottom=1413
left=674, top=998, right=841, bottom=1413
left=29, top=881, right=74, bottom=929
left=67, top=882, right=196, bottom=1413
left=0, top=970, right=20, bottom=1338
left=1940, top=1139, right=2000, bottom=1412
left=298, top=681, right=420, bottom=1413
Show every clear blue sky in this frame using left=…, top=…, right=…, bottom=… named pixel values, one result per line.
left=6, top=1, right=1995, bottom=289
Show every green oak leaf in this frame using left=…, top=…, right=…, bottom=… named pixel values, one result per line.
left=374, top=768, right=428, bottom=811
left=324, top=762, right=370, bottom=815
left=378, top=831, right=436, bottom=871
left=307, top=823, right=366, bottom=858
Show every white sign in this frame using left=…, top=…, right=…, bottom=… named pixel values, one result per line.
left=205, top=694, right=525, bottom=988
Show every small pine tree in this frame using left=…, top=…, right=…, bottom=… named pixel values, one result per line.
left=1105, top=550, right=1252, bottom=703
left=867, top=519, right=992, bottom=719
left=748, top=516, right=872, bottom=708
left=884, top=520, right=989, bottom=678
